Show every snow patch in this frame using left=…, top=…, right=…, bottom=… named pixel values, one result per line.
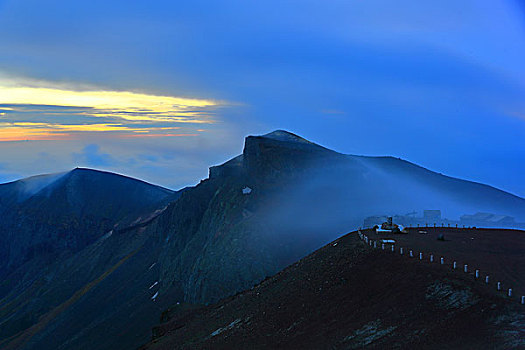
left=149, top=281, right=158, bottom=289
left=151, top=292, right=158, bottom=301
left=210, top=318, right=242, bottom=337
left=98, top=230, right=113, bottom=242
left=242, top=186, right=252, bottom=195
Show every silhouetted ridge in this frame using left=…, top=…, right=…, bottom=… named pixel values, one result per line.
left=261, top=129, right=314, bottom=144
left=248, top=129, right=337, bottom=154
left=68, top=167, right=173, bottom=192
left=210, top=130, right=340, bottom=180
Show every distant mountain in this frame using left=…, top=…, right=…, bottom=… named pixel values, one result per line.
left=0, top=168, right=178, bottom=349
left=1, top=130, right=524, bottom=350
left=0, top=168, right=174, bottom=277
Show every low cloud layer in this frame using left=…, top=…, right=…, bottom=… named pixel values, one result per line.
left=72, top=144, right=116, bottom=167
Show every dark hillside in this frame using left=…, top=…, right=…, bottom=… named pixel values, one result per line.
left=143, top=228, right=525, bottom=349
left=0, top=169, right=176, bottom=346
left=0, top=168, right=174, bottom=276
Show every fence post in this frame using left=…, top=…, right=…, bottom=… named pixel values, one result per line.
left=521, top=296, right=525, bottom=305
left=464, top=264, right=468, bottom=273
left=453, top=261, right=457, bottom=269
left=419, top=252, right=423, bottom=260
left=374, top=241, right=377, bottom=248
left=400, top=247, right=404, bottom=255
left=430, top=254, right=434, bottom=263
left=497, top=282, right=501, bottom=291
left=410, top=250, right=413, bottom=258
left=475, top=270, right=479, bottom=279
left=382, top=243, right=385, bottom=250
left=440, top=257, right=444, bottom=265
left=391, top=245, right=395, bottom=252
left=508, top=289, right=512, bottom=297
left=485, top=275, right=489, bottom=284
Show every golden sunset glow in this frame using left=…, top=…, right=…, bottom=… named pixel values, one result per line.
left=0, top=126, right=70, bottom=142
left=0, top=121, right=189, bottom=141
left=0, top=85, right=217, bottom=115
left=0, top=78, right=223, bottom=141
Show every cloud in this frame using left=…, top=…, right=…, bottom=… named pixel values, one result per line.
left=72, top=144, right=116, bottom=167
left=0, top=162, right=22, bottom=184
left=0, top=76, right=225, bottom=141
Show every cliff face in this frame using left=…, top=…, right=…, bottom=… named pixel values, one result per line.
left=154, top=131, right=348, bottom=304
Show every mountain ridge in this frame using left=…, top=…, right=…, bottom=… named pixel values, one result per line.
left=1, top=129, right=524, bottom=350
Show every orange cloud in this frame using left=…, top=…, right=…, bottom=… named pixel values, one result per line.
left=0, top=76, right=227, bottom=141
left=0, top=126, right=72, bottom=142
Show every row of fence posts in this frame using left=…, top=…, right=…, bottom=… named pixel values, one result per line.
left=412, top=223, right=476, bottom=228
left=357, top=230, right=524, bottom=305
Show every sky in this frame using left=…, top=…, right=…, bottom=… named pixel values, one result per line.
left=0, top=0, right=524, bottom=196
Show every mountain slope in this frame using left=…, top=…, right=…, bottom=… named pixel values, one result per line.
left=0, top=168, right=174, bottom=276
left=0, top=169, right=176, bottom=345
left=1, top=130, right=524, bottom=350
left=141, top=228, right=525, bottom=349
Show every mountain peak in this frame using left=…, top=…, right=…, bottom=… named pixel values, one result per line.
left=260, top=130, right=313, bottom=144
left=247, top=130, right=334, bottom=154
left=70, top=167, right=116, bottom=175
left=209, top=130, right=340, bottom=179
